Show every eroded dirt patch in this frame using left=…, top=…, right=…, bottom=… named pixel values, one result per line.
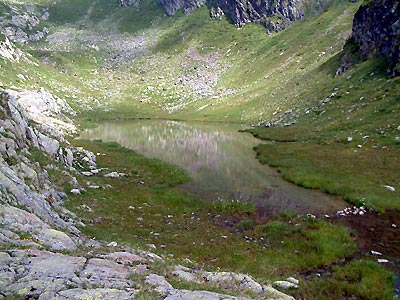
left=334, top=210, right=400, bottom=269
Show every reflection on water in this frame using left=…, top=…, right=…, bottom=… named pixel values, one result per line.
left=80, top=119, right=347, bottom=214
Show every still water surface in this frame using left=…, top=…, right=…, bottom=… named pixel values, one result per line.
left=80, top=119, right=347, bottom=214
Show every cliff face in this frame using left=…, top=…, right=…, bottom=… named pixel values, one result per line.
left=119, top=0, right=143, bottom=7
left=212, top=0, right=305, bottom=32
left=157, top=0, right=306, bottom=32
left=340, top=0, right=400, bottom=75
left=157, top=0, right=207, bottom=15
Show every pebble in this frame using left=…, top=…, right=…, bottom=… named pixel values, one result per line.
left=107, top=241, right=118, bottom=247
left=377, top=259, right=389, bottom=263
left=371, top=250, right=382, bottom=256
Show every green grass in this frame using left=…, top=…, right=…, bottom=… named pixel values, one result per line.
left=296, top=260, right=395, bottom=300
left=244, top=55, right=400, bottom=211
left=58, top=139, right=392, bottom=300
left=251, top=142, right=400, bottom=211
left=207, top=199, right=256, bottom=216
left=48, top=0, right=118, bottom=25
left=65, top=141, right=356, bottom=276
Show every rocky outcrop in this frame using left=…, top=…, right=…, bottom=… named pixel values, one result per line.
left=0, top=5, right=50, bottom=44
left=211, top=0, right=305, bottom=33
left=0, top=205, right=77, bottom=251
left=157, top=0, right=207, bottom=15
left=119, top=0, right=143, bottom=7
left=338, top=0, right=400, bottom=76
left=0, top=246, right=294, bottom=300
left=156, top=0, right=326, bottom=33
left=0, top=89, right=83, bottom=229
left=0, top=37, right=24, bottom=62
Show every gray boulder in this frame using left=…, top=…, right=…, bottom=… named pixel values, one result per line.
left=0, top=205, right=77, bottom=250
left=54, top=288, right=136, bottom=300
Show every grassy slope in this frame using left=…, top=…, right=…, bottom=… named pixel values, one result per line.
left=149, top=0, right=361, bottom=122
left=245, top=57, right=400, bottom=211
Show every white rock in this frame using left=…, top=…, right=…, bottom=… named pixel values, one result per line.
left=104, top=172, right=126, bottom=178
left=347, top=137, right=353, bottom=142
left=81, top=171, right=93, bottom=176
left=70, top=189, right=80, bottom=195
left=107, top=241, right=118, bottom=247
left=377, top=259, right=389, bottom=263
left=172, top=269, right=198, bottom=283
left=371, top=250, right=382, bottom=256
left=147, top=243, right=157, bottom=249
left=273, top=280, right=299, bottom=289
left=384, top=185, right=396, bottom=192
left=145, top=274, right=173, bottom=294
left=286, top=277, right=299, bottom=285
left=79, top=204, right=93, bottom=212
left=105, top=251, right=146, bottom=265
